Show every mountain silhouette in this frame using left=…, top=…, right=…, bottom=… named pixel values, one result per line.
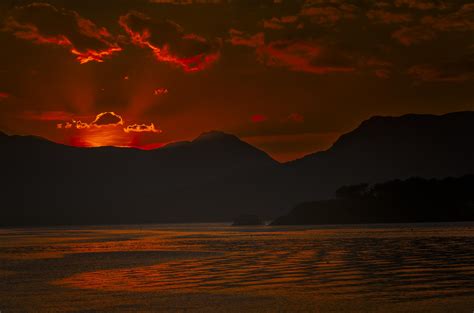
left=272, top=175, right=474, bottom=225
left=0, top=111, right=473, bottom=226
left=159, top=130, right=278, bottom=169
left=0, top=130, right=279, bottom=226
left=282, top=111, right=474, bottom=202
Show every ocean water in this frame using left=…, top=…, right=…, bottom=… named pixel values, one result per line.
left=1, top=223, right=474, bottom=312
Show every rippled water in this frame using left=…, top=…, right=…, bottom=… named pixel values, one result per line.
left=1, top=223, right=474, bottom=312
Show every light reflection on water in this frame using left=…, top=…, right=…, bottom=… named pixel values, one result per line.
left=1, top=223, right=474, bottom=312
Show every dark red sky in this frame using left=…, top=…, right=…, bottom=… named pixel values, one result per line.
left=0, top=0, right=473, bottom=161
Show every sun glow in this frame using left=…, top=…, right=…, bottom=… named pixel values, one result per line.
left=69, top=127, right=136, bottom=148
left=57, top=112, right=163, bottom=149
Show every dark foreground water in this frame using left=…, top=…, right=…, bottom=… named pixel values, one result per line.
left=1, top=223, right=474, bottom=312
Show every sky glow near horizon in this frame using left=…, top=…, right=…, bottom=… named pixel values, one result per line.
left=0, top=0, right=473, bottom=161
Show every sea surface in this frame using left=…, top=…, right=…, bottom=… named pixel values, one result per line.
left=1, top=223, right=474, bottom=312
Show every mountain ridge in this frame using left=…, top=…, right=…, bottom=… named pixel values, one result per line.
left=289, top=111, right=474, bottom=164
left=2, top=111, right=472, bottom=162
left=0, top=111, right=472, bottom=226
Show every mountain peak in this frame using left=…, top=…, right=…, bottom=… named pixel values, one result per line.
left=359, top=111, right=474, bottom=130
left=193, top=130, right=239, bottom=142
left=346, top=111, right=472, bottom=145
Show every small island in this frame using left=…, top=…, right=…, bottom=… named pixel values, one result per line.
left=232, top=214, right=264, bottom=226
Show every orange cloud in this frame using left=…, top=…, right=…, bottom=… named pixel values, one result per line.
left=153, top=88, right=169, bottom=95
left=57, top=112, right=164, bottom=137
left=228, top=29, right=264, bottom=48
left=57, top=120, right=86, bottom=129
left=257, top=40, right=355, bottom=74
left=91, top=112, right=124, bottom=127
left=71, top=47, right=122, bottom=65
left=119, top=11, right=220, bottom=72
left=57, top=112, right=124, bottom=129
left=57, top=122, right=71, bottom=129
left=124, top=123, right=162, bottom=133
left=263, top=16, right=298, bottom=29
left=3, top=3, right=122, bottom=64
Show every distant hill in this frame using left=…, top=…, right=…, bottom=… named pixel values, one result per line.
left=282, top=111, right=474, bottom=202
left=0, top=131, right=279, bottom=226
left=271, top=175, right=474, bottom=225
left=0, top=111, right=473, bottom=226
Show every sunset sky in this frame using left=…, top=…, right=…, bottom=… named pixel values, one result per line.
left=0, top=0, right=473, bottom=161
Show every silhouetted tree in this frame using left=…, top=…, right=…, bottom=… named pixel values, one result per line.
left=273, top=175, right=474, bottom=225
left=335, top=183, right=369, bottom=200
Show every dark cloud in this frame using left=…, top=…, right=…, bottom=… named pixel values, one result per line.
left=232, top=112, right=336, bottom=151
left=422, top=3, right=474, bottom=32
left=374, top=68, right=391, bottom=79
left=392, top=3, right=474, bottom=45
left=1, top=0, right=474, bottom=161
left=228, top=29, right=264, bottom=47
left=119, top=11, right=220, bottom=72
left=149, top=0, right=281, bottom=5
left=392, top=25, right=436, bottom=45
left=149, top=0, right=225, bottom=4
left=257, top=40, right=355, bottom=74
left=366, top=9, right=412, bottom=24
left=408, top=54, right=474, bottom=82
left=91, top=112, right=124, bottom=126
left=3, top=3, right=122, bottom=64
left=299, top=1, right=358, bottom=26
left=394, top=0, right=449, bottom=11
left=262, top=15, right=299, bottom=29
left=358, top=57, right=393, bottom=79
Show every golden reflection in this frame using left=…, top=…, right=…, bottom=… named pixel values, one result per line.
left=1, top=225, right=474, bottom=309
left=42, top=225, right=474, bottom=303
